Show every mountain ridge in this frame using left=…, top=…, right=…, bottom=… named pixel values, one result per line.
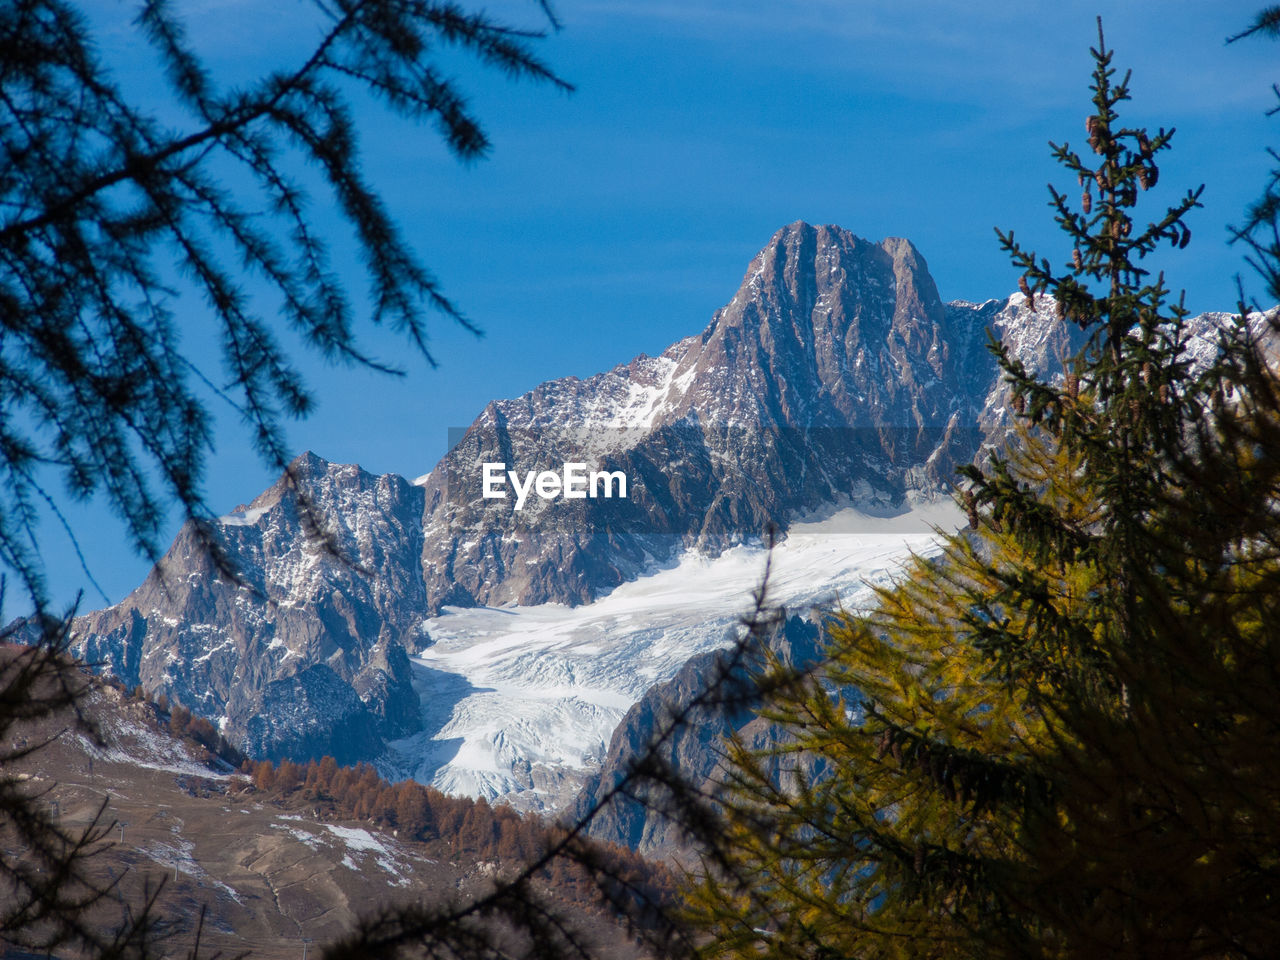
left=66, top=221, right=1093, bottom=782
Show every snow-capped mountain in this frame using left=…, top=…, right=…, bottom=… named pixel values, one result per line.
left=415, top=223, right=1061, bottom=611
left=69, top=221, right=1089, bottom=794
left=73, top=456, right=428, bottom=762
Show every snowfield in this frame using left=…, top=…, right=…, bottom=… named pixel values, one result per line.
left=380, top=499, right=963, bottom=811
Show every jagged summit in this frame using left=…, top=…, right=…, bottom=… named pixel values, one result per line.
left=722, top=222, right=942, bottom=332
left=75, top=452, right=427, bottom=763
left=221, top=449, right=330, bottom=520
left=691, top=221, right=952, bottom=431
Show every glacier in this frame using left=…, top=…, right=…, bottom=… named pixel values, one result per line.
left=379, top=499, right=964, bottom=812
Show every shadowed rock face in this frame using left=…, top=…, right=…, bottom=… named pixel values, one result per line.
left=68, top=222, right=1085, bottom=766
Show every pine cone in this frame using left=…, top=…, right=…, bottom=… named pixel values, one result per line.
left=1082, top=190, right=1092, bottom=215
left=1066, top=373, right=1080, bottom=399
left=1073, top=247, right=1083, bottom=270
left=1159, top=383, right=1170, bottom=403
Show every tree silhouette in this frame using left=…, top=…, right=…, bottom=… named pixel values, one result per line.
left=0, top=615, right=182, bottom=956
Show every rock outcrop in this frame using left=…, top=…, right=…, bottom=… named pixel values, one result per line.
left=73, top=455, right=427, bottom=762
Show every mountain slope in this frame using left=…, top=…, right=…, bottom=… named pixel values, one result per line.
left=68, top=221, right=1080, bottom=779
left=383, top=501, right=960, bottom=812
left=1, top=649, right=660, bottom=958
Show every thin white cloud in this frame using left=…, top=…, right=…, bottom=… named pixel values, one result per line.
left=567, top=0, right=1272, bottom=118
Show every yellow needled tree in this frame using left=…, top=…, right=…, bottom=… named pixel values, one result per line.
left=685, top=22, right=1280, bottom=960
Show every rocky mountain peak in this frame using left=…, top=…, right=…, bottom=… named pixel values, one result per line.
left=72, top=449, right=428, bottom=763
left=725, top=222, right=943, bottom=334
left=410, top=225, right=1015, bottom=615
left=688, top=222, right=955, bottom=434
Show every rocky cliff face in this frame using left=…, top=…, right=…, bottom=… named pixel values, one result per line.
left=568, top=613, right=824, bottom=859
left=416, top=223, right=1065, bottom=611
left=68, top=221, right=1083, bottom=768
left=72, top=454, right=427, bottom=763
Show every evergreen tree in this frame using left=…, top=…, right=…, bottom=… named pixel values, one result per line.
left=686, top=22, right=1280, bottom=959
left=0, top=0, right=568, bottom=620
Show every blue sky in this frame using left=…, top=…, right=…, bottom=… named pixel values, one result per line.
left=35, top=0, right=1279, bottom=608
